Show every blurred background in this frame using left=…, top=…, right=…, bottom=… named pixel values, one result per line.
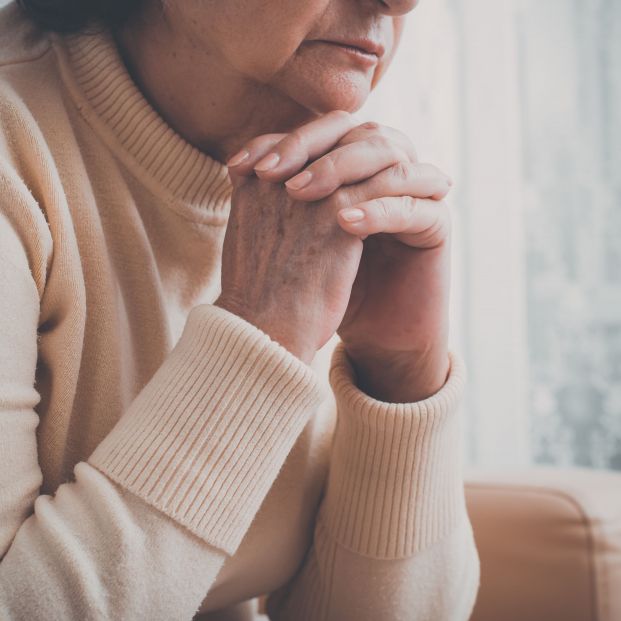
left=362, top=0, right=621, bottom=471
left=2, top=0, right=618, bottom=471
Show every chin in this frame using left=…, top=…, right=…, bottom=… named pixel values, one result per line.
left=276, top=56, right=373, bottom=115
left=295, top=75, right=372, bottom=114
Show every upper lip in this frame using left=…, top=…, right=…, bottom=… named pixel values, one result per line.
left=321, top=37, right=385, bottom=58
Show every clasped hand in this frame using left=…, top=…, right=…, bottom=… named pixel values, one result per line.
left=216, top=110, right=453, bottom=402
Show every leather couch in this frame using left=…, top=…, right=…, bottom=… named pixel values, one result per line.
left=466, top=467, right=621, bottom=621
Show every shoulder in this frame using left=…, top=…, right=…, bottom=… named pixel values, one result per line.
left=0, top=3, right=52, bottom=69
left=0, top=5, right=59, bottom=297
left=0, top=3, right=70, bottom=185
left=0, top=3, right=61, bottom=154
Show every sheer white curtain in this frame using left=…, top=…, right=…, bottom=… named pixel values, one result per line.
left=365, top=0, right=621, bottom=470
left=516, top=0, right=621, bottom=469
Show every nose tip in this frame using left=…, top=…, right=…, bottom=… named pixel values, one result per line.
left=378, top=0, right=419, bottom=16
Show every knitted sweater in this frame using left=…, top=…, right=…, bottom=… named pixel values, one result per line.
left=0, top=3, right=479, bottom=620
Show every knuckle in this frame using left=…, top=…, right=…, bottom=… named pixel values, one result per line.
left=310, top=154, right=340, bottom=190
left=331, top=189, right=351, bottom=213
left=413, top=162, right=431, bottom=176
left=375, top=197, right=391, bottom=220
left=434, top=218, right=452, bottom=244
left=369, top=134, right=407, bottom=162
left=423, top=201, right=452, bottom=245
left=284, top=130, right=307, bottom=153
left=367, top=133, right=393, bottom=151
left=399, top=196, right=417, bottom=227
left=391, top=161, right=412, bottom=182
left=321, top=151, right=340, bottom=176
left=405, top=195, right=418, bottom=211
left=359, top=120, right=381, bottom=132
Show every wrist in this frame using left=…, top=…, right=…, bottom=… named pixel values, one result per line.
left=214, top=296, right=316, bottom=365
left=344, top=343, right=450, bottom=403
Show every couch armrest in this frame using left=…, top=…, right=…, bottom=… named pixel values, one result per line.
left=465, top=467, right=621, bottom=621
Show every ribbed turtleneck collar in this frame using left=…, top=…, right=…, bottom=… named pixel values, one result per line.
left=50, top=26, right=233, bottom=221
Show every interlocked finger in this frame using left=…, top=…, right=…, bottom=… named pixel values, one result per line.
left=283, top=137, right=413, bottom=199
left=337, top=196, right=452, bottom=249
left=227, top=110, right=360, bottom=178
left=334, top=120, right=418, bottom=163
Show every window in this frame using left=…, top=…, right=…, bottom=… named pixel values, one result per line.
left=363, top=0, right=621, bottom=470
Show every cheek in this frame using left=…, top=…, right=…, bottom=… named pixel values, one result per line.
left=220, top=2, right=329, bottom=80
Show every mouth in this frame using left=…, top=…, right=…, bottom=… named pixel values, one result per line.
left=309, top=38, right=385, bottom=67
left=326, top=38, right=385, bottom=58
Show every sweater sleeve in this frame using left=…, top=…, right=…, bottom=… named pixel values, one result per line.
left=264, top=343, right=480, bottom=621
left=0, top=191, right=323, bottom=620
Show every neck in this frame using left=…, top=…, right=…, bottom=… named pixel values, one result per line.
left=114, top=10, right=318, bottom=164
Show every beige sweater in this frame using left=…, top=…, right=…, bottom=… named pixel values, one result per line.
left=0, top=3, right=479, bottom=619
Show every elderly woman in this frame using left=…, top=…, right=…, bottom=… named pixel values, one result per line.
left=0, top=0, right=479, bottom=619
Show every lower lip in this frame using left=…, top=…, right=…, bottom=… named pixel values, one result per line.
left=316, top=41, right=379, bottom=67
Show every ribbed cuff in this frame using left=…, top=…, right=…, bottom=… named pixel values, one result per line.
left=319, top=342, right=467, bottom=559
left=88, top=304, right=323, bottom=556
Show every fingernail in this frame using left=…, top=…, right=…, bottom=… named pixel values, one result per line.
left=340, top=208, right=365, bottom=222
left=227, top=149, right=250, bottom=167
left=254, top=152, right=281, bottom=172
left=285, top=171, right=313, bottom=190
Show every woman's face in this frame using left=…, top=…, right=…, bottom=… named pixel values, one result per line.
left=163, top=0, right=419, bottom=114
